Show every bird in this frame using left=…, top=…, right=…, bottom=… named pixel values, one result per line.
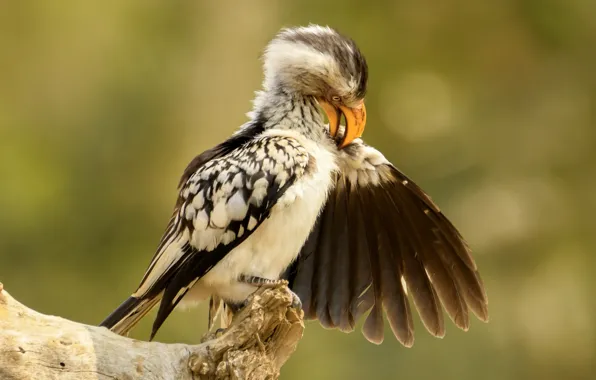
left=100, top=24, right=488, bottom=347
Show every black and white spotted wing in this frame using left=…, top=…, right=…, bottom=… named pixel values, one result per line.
left=285, top=140, right=488, bottom=346
left=100, top=132, right=310, bottom=339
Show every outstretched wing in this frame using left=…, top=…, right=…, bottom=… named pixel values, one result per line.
left=285, top=139, right=488, bottom=346
left=101, top=133, right=310, bottom=339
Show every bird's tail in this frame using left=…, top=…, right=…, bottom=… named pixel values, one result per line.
left=99, top=295, right=162, bottom=337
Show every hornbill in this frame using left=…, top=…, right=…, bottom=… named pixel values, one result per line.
left=100, top=25, right=488, bottom=346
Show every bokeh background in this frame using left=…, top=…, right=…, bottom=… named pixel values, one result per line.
left=1, top=1, right=595, bottom=379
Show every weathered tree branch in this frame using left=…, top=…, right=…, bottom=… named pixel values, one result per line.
left=0, top=282, right=304, bottom=380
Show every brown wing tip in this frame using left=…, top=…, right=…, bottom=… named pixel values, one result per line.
left=473, top=304, right=490, bottom=323
left=338, top=319, right=356, bottom=333
left=417, top=312, right=446, bottom=339
left=364, top=333, right=385, bottom=346
left=428, top=325, right=446, bottom=339
left=447, top=306, right=470, bottom=331
left=385, top=311, right=415, bottom=347
left=397, top=333, right=415, bottom=348
left=457, top=320, right=471, bottom=332
left=467, top=289, right=489, bottom=323
left=362, top=308, right=385, bottom=345
left=363, top=326, right=385, bottom=345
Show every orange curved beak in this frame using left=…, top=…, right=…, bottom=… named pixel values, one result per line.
left=318, top=99, right=367, bottom=148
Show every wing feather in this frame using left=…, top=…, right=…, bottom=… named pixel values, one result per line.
left=374, top=188, right=415, bottom=346
left=312, top=189, right=336, bottom=329
left=287, top=140, right=488, bottom=346
left=345, top=180, right=374, bottom=325
left=356, top=186, right=385, bottom=344
left=384, top=179, right=445, bottom=337
left=326, top=178, right=352, bottom=331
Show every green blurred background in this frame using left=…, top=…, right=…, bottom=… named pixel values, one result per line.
left=1, top=1, right=595, bottom=379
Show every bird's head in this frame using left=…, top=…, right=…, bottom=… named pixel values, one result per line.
left=263, top=25, right=368, bottom=148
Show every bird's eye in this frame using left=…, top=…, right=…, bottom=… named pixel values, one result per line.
left=331, top=95, right=341, bottom=102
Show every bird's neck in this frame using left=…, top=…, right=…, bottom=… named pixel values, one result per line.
left=250, top=89, right=329, bottom=143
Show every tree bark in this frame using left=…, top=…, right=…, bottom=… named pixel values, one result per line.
left=0, top=282, right=304, bottom=380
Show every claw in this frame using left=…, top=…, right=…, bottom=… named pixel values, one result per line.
left=215, top=328, right=226, bottom=338
left=287, top=288, right=303, bottom=310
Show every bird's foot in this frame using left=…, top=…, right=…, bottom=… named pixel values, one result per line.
left=238, top=275, right=288, bottom=287
left=238, top=275, right=302, bottom=310
left=287, top=288, right=302, bottom=310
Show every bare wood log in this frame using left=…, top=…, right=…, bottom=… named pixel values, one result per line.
left=0, top=282, right=304, bottom=380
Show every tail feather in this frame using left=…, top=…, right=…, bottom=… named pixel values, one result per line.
left=100, top=295, right=162, bottom=337
left=208, top=295, right=222, bottom=331
left=221, top=302, right=234, bottom=329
